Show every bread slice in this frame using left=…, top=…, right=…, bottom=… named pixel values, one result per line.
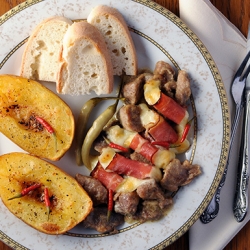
left=56, top=21, right=113, bottom=95
left=87, top=5, right=137, bottom=76
left=20, top=16, right=73, bottom=82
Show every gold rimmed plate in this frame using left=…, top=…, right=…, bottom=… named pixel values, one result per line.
left=0, top=0, right=229, bottom=249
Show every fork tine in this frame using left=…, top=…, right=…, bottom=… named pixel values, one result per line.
left=234, top=51, right=250, bottom=80
left=242, top=63, right=250, bottom=81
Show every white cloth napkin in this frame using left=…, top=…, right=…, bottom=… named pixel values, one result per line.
left=179, top=0, right=248, bottom=249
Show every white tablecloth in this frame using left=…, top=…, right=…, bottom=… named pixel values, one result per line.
left=179, top=0, right=248, bottom=249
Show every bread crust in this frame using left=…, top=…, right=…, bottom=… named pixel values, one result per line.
left=20, top=16, right=73, bottom=82
left=87, top=5, right=137, bottom=76
left=57, top=21, right=113, bottom=95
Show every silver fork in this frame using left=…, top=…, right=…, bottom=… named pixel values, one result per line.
left=200, top=50, right=250, bottom=224
left=233, top=59, right=250, bottom=222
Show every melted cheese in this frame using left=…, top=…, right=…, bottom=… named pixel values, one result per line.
left=152, top=149, right=176, bottom=169
left=175, top=110, right=189, bottom=134
left=170, top=139, right=190, bottom=154
left=116, top=176, right=151, bottom=193
left=139, top=103, right=160, bottom=128
left=173, top=111, right=191, bottom=154
left=144, top=79, right=161, bottom=105
left=149, top=167, right=162, bottom=181
left=106, top=125, right=136, bottom=147
left=98, top=147, right=116, bottom=169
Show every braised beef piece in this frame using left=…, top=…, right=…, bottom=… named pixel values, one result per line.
left=175, top=70, right=191, bottom=106
left=163, top=80, right=177, bottom=98
left=93, top=135, right=108, bottom=153
left=136, top=179, right=173, bottom=209
left=130, top=151, right=151, bottom=164
left=75, top=174, right=107, bottom=206
left=153, top=61, right=175, bottom=84
left=160, top=159, right=201, bottom=192
left=122, top=74, right=145, bottom=105
left=120, top=179, right=173, bottom=222
left=143, top=72, right=154, bottom=82
left=141, top=200, right=166, bottom=221
left=130, top=200, right=165, bottom=222
left=114, top=191, right=140, bottom=215
left=153, top=61, right=191, bottom=106
left=118, top=104, right=144, bottom=132
left=82, top=206, right=124, bottom=233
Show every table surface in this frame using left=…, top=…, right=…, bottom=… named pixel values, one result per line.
left=0, top=0, right=249, bottom=249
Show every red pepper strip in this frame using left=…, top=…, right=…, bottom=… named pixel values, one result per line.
left=35, top=116, right=54, bottom=134
left=44, top=187, right=51, bottom=220
left=35, top=116, right=57, bottom=151
left=107, top=189, right=113, bottom=221
left=103, top=136, right=128, bottom=152
left=109, top=142, right=129, bottom=152
left=151, top=141, right=170, bottom=149
left=8, top=183, right=41, bottom=200
left=180, top=116, right=195, bottom=143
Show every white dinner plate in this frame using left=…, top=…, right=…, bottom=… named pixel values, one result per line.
left=0, top=0, right=229, bottom=249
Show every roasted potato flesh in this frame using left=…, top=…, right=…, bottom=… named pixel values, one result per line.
left=0, top=152, right=93, bottom=235
left=0, top=75, right=74, bottom=161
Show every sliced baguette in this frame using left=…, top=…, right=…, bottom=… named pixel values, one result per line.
left=20, top=16, right=73, bottom=82
left=87, top=5, right=137, bottom=76
left=56, top=21, right=113, bottom=95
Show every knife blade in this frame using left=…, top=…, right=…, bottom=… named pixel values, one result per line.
left=233, top=22, right=250, bottom=222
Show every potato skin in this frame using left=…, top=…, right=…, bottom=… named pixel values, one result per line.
left=0, top=75, right=74, bottom=161
left=0, top=152, right=93, bottom=235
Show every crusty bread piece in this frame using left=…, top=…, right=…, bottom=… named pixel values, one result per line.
left=87, top=5, right=137, bottom=76
left=20, top=16, right=73, bottom=82
left=56, top=21, right=113, bottom=95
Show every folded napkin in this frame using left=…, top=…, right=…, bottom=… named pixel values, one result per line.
left=179, top=0, right=247, bottom=249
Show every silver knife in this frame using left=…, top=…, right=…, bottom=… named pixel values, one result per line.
left=233, top=22, right=250, bottom=222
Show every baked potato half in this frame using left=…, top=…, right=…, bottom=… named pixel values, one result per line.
left=0, top=152, right=93, bottom=235
left=0, top=75, right=74, bottom=161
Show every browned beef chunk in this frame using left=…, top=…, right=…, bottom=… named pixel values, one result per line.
left=118, top=104, right=144, bottom=132
left=175, top=70, right=191, bottom=106
left=136, top=179, right=173, bottom=209
left=163, top=80, right=177, bottom=98
left=114, top=191, right=140, bottom=215
left=122, top=74, right=145, bottom=104
left=153, top=61, right=175, bottom=84
left=93, top=136, right=108, bottom=153
left=130, top=151, right=151, bottom=164
left=160, top=159, right=201, bottom=192
left=82, top=207, right=124, bottom=233
left=143, top=72, right=154, bottom=82
left=135, top=200, right=165, bottom=222
left=181, top=160, right=202, bottom=185
left=75, top=174, right=107, bottom=206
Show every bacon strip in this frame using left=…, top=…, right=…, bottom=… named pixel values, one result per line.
left=148, top=116, right=178, bottom=143
left=130, top=133, right=158, bottom=161
left=107, top=153, right=161, bottom=181
left=153, top=93, right=186, bottom=124
left=91, top=164, right=124, bottom=191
